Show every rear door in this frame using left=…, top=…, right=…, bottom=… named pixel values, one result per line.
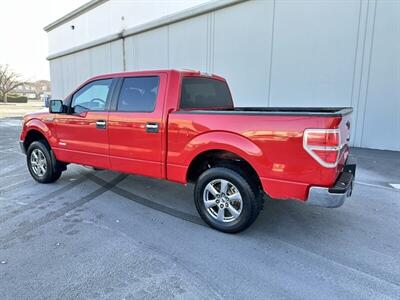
left=108, top=74, right=167, bottom=178
left=54, top=78, right=114, bottom=169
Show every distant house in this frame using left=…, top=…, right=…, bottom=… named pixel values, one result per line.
left=35, top=80, right=52, bottom=101
left=14, top=82, right=37, bottom=99
left=13, top=80, right=51, bottom=100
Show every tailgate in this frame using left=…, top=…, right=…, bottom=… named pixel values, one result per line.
left=337, top=112, right=352, bottom=171
left=302, top=108, right=353, bottom=186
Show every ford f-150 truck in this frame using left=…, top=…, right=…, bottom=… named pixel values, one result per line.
left=19, top=70, right=356, bottom=232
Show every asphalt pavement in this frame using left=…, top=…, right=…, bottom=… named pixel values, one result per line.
left=0, top=117, right=399, bottom=299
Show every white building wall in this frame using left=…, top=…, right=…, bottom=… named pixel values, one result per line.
left=47, top=0, right=209, bottom=55
left=168, top=14, right=209, bottom=71
left=213, top=0, right=274, bottom=106
left=269, top=1, right=360, bottom=107
left=47, top=0, right=400, bottom=151
left=125, top=27, right=169, bottom=70
left=360, top=1, right=400, bottom=151
left=50, top=40, right=123, bottom=98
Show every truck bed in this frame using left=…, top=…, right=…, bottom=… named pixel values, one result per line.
left=168, top=105, right=352, bottom=200
left=176, top=107, right=353, bottom=117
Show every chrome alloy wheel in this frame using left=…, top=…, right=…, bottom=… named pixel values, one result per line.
left=30, top=149, right=47, bottom=177
left=203, top=179, right=243, bottom=223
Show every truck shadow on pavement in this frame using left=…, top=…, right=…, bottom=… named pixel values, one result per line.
left=81, top=169, right=347, bottom=238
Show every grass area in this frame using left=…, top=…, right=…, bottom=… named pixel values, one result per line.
left=0, top=100, right=45, bottom=118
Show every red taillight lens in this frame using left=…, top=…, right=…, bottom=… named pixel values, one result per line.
left=312, top=150, right=339, bottom=164
left=303, top=129, right=341, bottom=168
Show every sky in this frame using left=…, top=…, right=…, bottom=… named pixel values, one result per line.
left=0, top=0, right=88, bottom=81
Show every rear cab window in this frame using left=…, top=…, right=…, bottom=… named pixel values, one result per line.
left=180, top=77, right=233, bottom=110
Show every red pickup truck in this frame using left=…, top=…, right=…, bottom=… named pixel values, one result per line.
left=19, top=70, right=356, bottom=232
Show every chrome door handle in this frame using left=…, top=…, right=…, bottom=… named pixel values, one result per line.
left=146, top=122, right=159, bottom=133
left=96, top=120, right=106, bottom=129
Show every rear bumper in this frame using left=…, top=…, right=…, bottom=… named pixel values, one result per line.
left=306, top=161, right=356, bottom=208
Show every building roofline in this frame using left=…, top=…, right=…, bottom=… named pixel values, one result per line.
left=44, top=0, right=109, bottom=32
left=47, top=32, right=123, bottom=60
left=46, top=0, right=248, bottom=60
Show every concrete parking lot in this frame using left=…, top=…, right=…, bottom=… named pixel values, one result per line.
left=0, top=117, right=399, bottom=299
left=0, top=100, right=44, bottom=118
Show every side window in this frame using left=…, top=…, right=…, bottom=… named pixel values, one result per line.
left=71, top=79, right=112, bottom=113
left=117, top=76, right=159, bottom=112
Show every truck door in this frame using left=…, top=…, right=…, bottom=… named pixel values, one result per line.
left=54, top=78, right=113, bottom=169
left=108, top=74, right=167, bottom=179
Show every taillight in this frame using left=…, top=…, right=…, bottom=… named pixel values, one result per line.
left=303, top=129, right=341, bottom=168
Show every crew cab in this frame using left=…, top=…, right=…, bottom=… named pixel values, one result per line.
left=19, top=70, right=356, bottom=232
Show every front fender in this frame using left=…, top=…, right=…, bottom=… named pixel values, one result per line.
left=23, top=119, right=57, bottom=147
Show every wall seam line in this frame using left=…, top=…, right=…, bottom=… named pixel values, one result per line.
left=350, top=0, right=363, bottom=107
left=122, top=37, right=126, bottom=71
left=211, top=12, right=215, bottom=73
left=267, top=0, right=276, bottom=107
left=167, top=26, right=170, bottom=68
left=360, top=0, right=378, bottom=146
left=354, top=0, right=370, bottom=146
left=206, top=14, right=210, bottom=72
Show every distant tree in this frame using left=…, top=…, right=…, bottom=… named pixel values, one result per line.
left=0, top=65, right=23, bottom=103
left=33, top=80, right=51, bottom=97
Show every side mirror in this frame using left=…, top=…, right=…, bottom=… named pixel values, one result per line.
left=49, top=100, right=64, bottom=113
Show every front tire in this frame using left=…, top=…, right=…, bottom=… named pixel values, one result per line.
left=194, top=167, right=262, bottom=233
left=27, top=141, right=62, bottom=183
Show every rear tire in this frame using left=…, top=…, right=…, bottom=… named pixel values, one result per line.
left=27, top=140, right=63, bottom=183
left=194, top=167, right=262, bottom=233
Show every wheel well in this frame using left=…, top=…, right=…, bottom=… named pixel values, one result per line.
left=24, top=130, right=48, bottom=151
left=187, top=150, right=262, bottom=189
left=23, top=130, right=68, bottom=171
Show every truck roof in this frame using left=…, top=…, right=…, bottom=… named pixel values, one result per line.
left=88, top=69, right=226, bottom=82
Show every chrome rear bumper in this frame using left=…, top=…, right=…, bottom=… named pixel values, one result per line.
left=307, top=162, right=356, bottom=208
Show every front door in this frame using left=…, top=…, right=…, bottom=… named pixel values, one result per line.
left=54, top=78, right=113, bottom=169
left=108, top=75, right=166, bottom=178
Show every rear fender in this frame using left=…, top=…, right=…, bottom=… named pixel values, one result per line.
left=183, top=131, right=266, bottom=179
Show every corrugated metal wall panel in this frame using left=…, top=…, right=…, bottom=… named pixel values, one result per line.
left=49, top=59, right=64, bottom=99
left=110, top=40, right=124, bottom=72
left=168, top=14, right=208, bottom=71
left=269, top=0, right=360, bottom=108
left=61, top=54, right=77, bottom=97
left=360, top=1, right=400, bottom=151
left=49, top=40, right=123, bottom=98
left=213, top=0, right=273, bottom=106
left=124, top=27, right=169, bottom=70
left=48, top=0, right=399, bottom=151
left=90, top=42, right=112, bottom=76
left=74, top=48, right=92, bottom=85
